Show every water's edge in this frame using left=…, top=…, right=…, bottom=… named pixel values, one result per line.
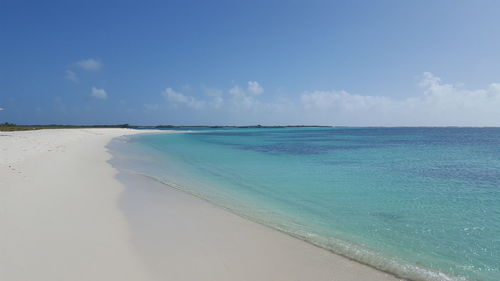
left=107, top=132, right=465, bottom=281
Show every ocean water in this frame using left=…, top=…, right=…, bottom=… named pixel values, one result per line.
left=112, top=128, right=500, bottom=281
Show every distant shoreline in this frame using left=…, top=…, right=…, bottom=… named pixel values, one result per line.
left=3, top=123, right=500, bottom=132
left=1, top=128, right=399, bottom=281
left=0, top=123, right=332, bottom=131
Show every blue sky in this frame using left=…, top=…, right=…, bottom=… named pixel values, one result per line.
left=2, top=0, right=500, bottom=126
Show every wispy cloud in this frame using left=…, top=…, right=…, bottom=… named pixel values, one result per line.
left=154, top=74, right=500, bottom=126
left=163, top=88, right=205, bottom=109
left=202, top=87, right=224, bottom=108
left=299, top=72, right=500, bottom=126
left=247, top=81, right=263, bottom=96
left=163, top=81, right=265, bottom=112
left=64, top=70, right=79, bottom=83
left=0, top=107, right=4, bottom=111
left=77, top=58, right=102, bottom=71
left=229, top=81, right=263, bottom=97
left=91, top=87, right=108, bottom=99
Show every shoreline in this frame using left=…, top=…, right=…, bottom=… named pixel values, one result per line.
left=2, top=128, right=399, bottom=281
left=111, top=133, right=402, bottom=281
left=115, top=170, right=402, bottom=281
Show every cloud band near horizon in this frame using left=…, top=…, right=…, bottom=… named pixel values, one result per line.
left=155, top=73, right=500, bottom=126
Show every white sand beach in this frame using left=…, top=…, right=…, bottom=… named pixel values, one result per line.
left=0, top=128, right=400, bottom=281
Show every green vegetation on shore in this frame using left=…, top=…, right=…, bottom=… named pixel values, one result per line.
left=0, top=123, right=332, bottom=132
left=0, top=123, right=132, bottom=132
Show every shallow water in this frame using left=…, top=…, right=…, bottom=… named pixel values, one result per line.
left=112, top=128, right=500, bottom=281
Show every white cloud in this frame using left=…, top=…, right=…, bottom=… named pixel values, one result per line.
left=163, top=88, right=205, bottom=109
left=229, top=81, right=264, bottom=97
left=203, top=87, right=224, bottom=108
left=64, top=70, right=79, bottom=83
left=91, top=87, right=108, bottom=99
left=301, top=90, right=392, bottom=111
left=154, top=75, right=500, bottom=126
left=228, top=85, right=244, bottom=97
left=247, top=81, right=263, bottom=96
left=77, top=58, right=102, bottom=71
left=161, top=82, right=264, bottom=113
left=225, top=81, right=265, bottom=110
left=299, top=72, right=500, bottom=126
left=0, top=107, right=4, bottom=111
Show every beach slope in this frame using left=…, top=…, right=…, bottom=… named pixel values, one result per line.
left=1, top=128, right=400, bottom=281
left=0, top=129, right=158, bottom=281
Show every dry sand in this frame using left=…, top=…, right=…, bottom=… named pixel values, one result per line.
left=0, top=128, right=159, bottom=281
left=0, top=128, right=401, bottom=281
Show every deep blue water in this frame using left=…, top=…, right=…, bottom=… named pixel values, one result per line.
left=116, top=128, right=500, bottom=281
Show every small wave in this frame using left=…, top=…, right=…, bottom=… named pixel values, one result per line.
left=130, top=172, right=467, bottom=281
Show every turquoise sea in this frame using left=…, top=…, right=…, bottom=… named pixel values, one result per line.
left=112, top=128, right=500, bottom=281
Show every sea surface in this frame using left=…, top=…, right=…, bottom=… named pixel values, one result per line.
left=112, top=128, right=500, bottom=281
